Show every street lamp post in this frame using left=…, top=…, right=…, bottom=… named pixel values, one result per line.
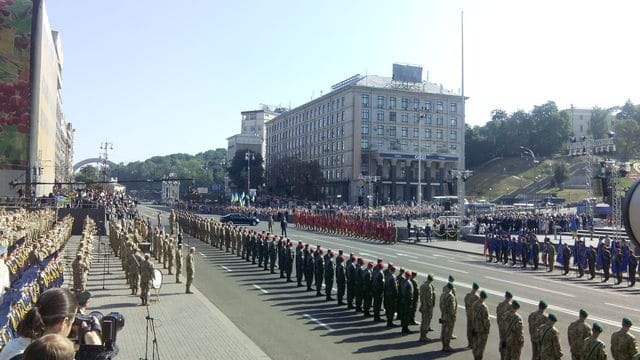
left=245, top=151, right=255, bottom=205
left=519, top=146, right=539, bottom=164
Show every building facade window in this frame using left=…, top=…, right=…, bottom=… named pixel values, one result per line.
left=413, top=142, right=419, bottom=151
left=400, top=140, right=408, bottom=151
left=376, top=124, right=384, bottom=135
left=377, top=111, right=384, bottom=121
left=413, top=99, right=419, bottom=111
left=436, top=115, right=444, bottom=126
left=423, top=114, right=432, bottom=125
left=450, top=102, right=457, bottom=113
left=401, top=113, right=409, bottom=123
left=413, top=113, right=419, bottom=124
left=412, top=127, right=419, bottom=138
left=424, top=101, right=431, bottom=112
left=449, top=130, right=457, bottom=140
left=377, top=96, right=385, bottom=109
left=362, top=94, right=369, bottom=107
left=401, top=127, right=408, bottom=137
left=425, top=128, right=432, bottom=138
left=401, top=98, right=408, bottom=110
left=361, top=138, right=369, bottom=149
left=361, top=109, right=369, bottom=120
left=361, top=123, right=369, bottom=134
left=389, top=112, right=397, bottom=122
left=389, top=97, right=396, bottom=109
left=436, top=129, right=443, bottom=139
left=436, top=101, right=444, bottom=113
left=388, top=126, right=396, bottom=137
left=450, top=117, right=457, bottom=127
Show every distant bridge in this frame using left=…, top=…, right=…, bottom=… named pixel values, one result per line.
left=72, top=158, right=117, bottom=172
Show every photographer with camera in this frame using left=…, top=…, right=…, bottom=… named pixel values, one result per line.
left=0, top=288, right=110, bottom=360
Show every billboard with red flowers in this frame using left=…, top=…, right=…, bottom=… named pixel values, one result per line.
left=0, top=0, right=33, bottom=169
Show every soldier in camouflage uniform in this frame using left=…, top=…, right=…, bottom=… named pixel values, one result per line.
left=568, top=309, right=592, bottom=360
left=139, top=253, right=154, bottom=306
left=471, top=290, right=490, bottom=360
left=583, top=323, right=607, bottom=360
left=419, top=274, right=436, bottom=342
left=464, top=282, right=481, bottom=349
left=497, top=291, right=514, bottom=359
left=439, top=283, right=456, bottom=352
left=167, top=238, right=175, bottom=275
left=186, top=247, right=195, bottom=294
left=539, top=314, right=563, bottom=360
left=175, top=243, right=183, bottom=283
left=528, top=300, right=549, bottom=360
left=71, top=254, right=89, bottom=292
left=504, top=300, right=524, bottom=360
left=611, top=317, right=639, bottom=360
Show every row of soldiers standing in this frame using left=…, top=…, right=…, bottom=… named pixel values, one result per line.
left=108, top=216, right=195, bottom=305
left=71, top=217, right=96, bottom=292
left=173, top=209, right=638, bottom=358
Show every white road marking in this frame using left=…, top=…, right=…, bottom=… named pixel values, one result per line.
left=605, top=303, right=640, bottom=313
left=252, top=284, right=269, bottom=294
left=314, top=238, right=398, bottom=258
left=303, top=314, right=333, bottom=331
left=221, top=265, right=232, bottom=272
left=397, top=253, right=419, bottom=259
left=484, top=276, right=574, bottom=297
left=409, top=260, right=468, bottom=274
left=198, top=252, right=207, bottom=257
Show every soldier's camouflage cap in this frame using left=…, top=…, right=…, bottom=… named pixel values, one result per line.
left=446, top=282, right=454, bottom=290
left=511, top=300, right=521, bottom=309
left=472, top=282, right=479, bottom=289
left=579, top=309, right=588, bottom=317
left=479, top=290, right=488, bottom=299
left=548, top=313, right=558, bottom=322
left=448, top=275, right=455, bottom=282
left=505, top=291, right=513, bottom=299
left=623, top=318, right=633, bottom=327
left=427, top=274, right=434, bottom=281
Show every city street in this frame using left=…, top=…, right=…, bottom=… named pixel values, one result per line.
left=138, top=205, right=639, bottom=359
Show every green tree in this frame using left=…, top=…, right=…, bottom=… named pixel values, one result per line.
left=616, top=99, right=638, bottom=120
left=613, top=119, right=640, bottom=161
left=530, top=101, right=571, bottom=157
left=228, top=150, right=264, bottom=195
left=552, top=162, right=569, bottom=189
left=267, top=157, right=325, bottom=201
left=589, top=107, right=610, bottom=139
left=75, top=165, right=98, bottom=183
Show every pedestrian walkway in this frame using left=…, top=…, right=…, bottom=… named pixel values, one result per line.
left=62, top=235, right=270, bottom=360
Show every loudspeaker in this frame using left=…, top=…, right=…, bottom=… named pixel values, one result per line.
left=623, top=179, right=640, bottom=249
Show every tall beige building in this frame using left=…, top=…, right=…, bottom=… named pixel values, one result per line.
left=266, top=71, right=465, bottom=205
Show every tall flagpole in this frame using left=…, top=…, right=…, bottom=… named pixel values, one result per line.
left=458, top=11, right=466, bottom=222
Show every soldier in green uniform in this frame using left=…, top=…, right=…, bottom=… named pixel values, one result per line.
left=130, top=245, right=143, bottom=296
left=539, top=314, right=563, bottom=360
left=175, top=243, right=183, bottom=283
left=504, top=300, right=524, bottom=360
left=611, top=317, right=639, bottom=359
left=583, top=323, right=606, bottom=360
left=384, top=265, right=398, bottom=328
left=568, top=309, right=592, bottom=360
left=547, top=240, right=557, bottom=272
left=371, top=261, right=384, bottom=321
left=186, top=247, right=195, bottom=294
left=440, top=283, right=457, bottom=352
left=464, top=282, right=480, bottom=349
left=398, top=270, right=413, bottom=334
left=529, top=300, right=548, bottom=360
left=419, top=274, right=436, bottom=342
left=140, top=254, right=154, bottom=306
left=410, top=272, right=419, bottom=326
left=167, top=238, right=175, bottom=275
left=497, top=291, right=514, bottom=359
left=471, top=290, right=490, bottom=360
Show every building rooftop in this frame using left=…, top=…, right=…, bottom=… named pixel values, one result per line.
left=352, top=75, right=458, bottom=96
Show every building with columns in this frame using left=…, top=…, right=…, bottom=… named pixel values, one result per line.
left=265, top=71, right=465, bottom=205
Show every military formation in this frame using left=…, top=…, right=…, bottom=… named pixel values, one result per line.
left=71, top=217, right=96, bottom=292
left=171, top=208, right=640, bottom=359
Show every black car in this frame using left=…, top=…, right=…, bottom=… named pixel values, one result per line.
left=220, top=213, right=260, bottom=226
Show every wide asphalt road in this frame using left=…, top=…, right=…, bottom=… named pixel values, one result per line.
left=138, top=205, right=639, bottom=360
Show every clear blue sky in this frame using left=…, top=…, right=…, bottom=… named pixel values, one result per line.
left=46, top=0, right=639, bottom=164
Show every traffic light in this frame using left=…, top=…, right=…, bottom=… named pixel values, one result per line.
left=358, top=196, right=365, bottom=206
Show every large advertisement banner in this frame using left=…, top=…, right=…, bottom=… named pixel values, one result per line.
left=0, top=0, right=33, bottom=169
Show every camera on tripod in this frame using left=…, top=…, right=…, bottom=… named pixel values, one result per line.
left=75, top=311, right=125, bottom=351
